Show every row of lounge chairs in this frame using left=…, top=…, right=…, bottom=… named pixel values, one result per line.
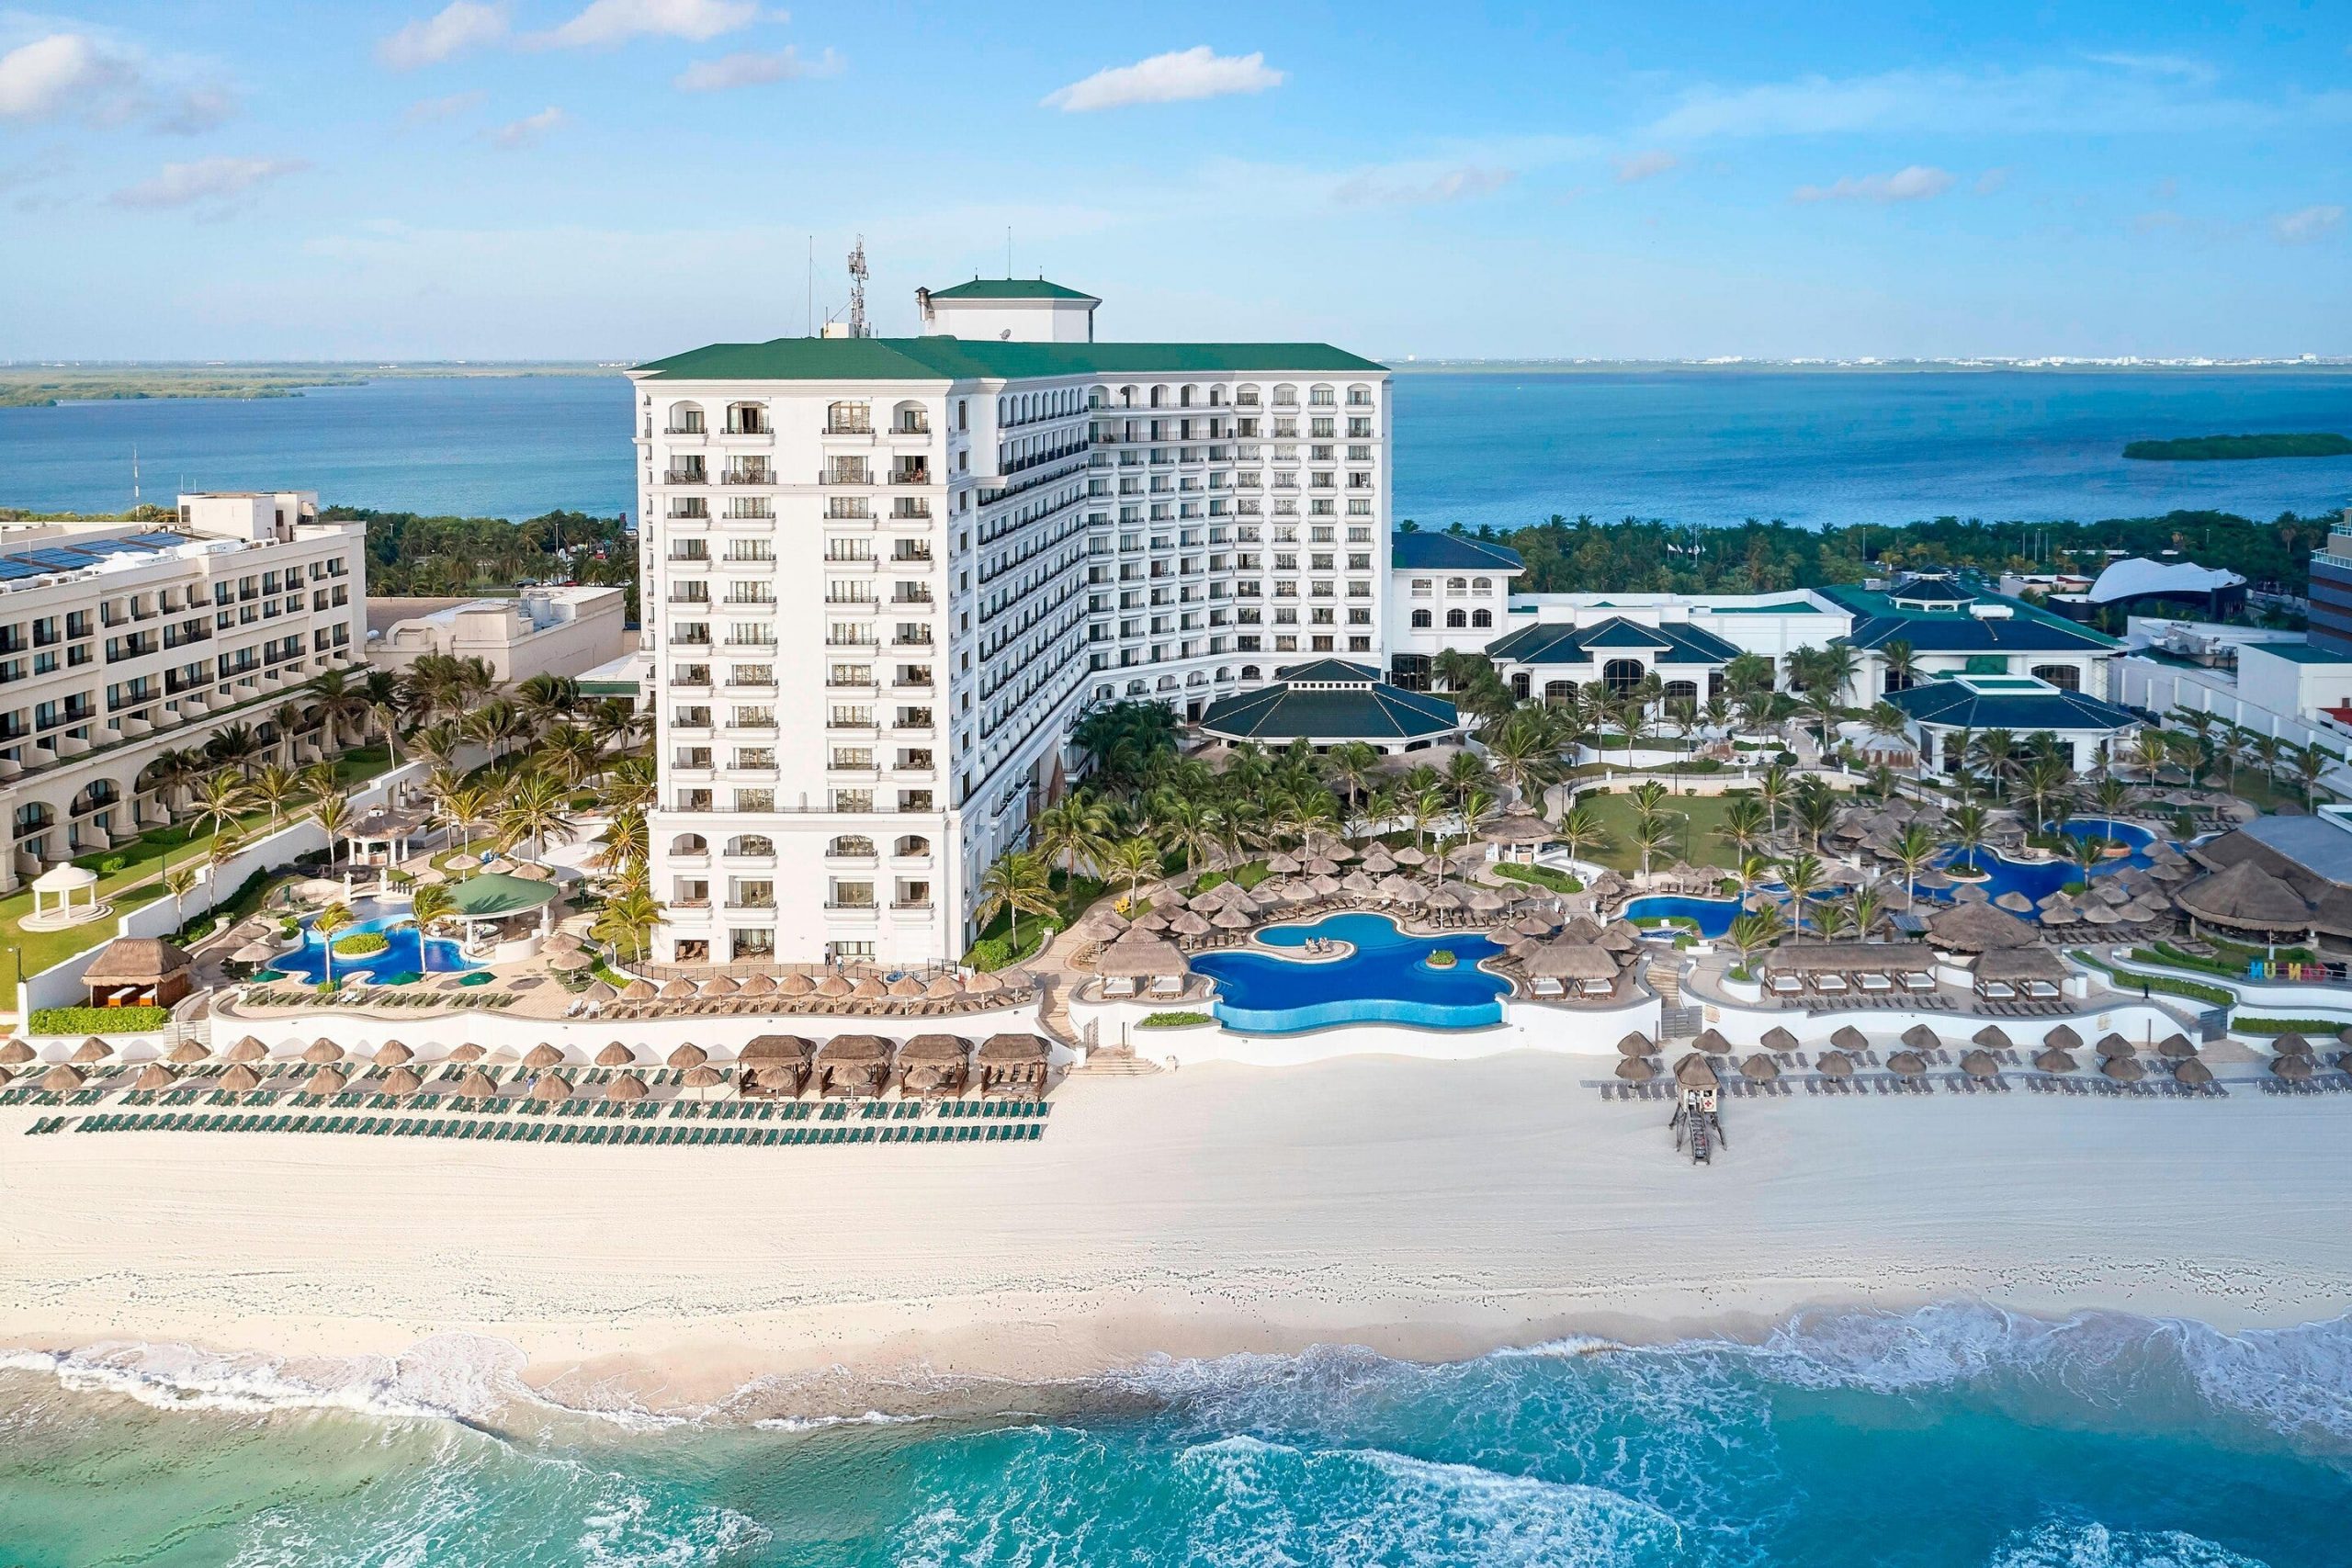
left=1098, top=976, right=1189, bottom=1000
left=588, top=988, right=1037, bottom=1021
left=1972, top=996, right=2075, bottom=1016
left=243, top=987, right=518, bottom=1011
left=60, top=1111, right=1046, bottom=1145
left=1766, top=972, right=1938, bottom=1001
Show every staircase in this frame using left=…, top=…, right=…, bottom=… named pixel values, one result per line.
left=1647, top=958, right=1701, bottom=1039
left=1035, top=975, right=1076, bottom=1046
left=1689, top=1111, right=1713, bottom=1165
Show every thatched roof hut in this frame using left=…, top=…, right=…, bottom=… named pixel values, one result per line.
left=1522, top=942, right=1615, bottom=981
left=2177, top=860, right=2315, bottom=933
left=1925, top=901, right=2038, bottom=951
left=741, top=1034, right=816, bottom=1065
left=1973, top=948, right=2073, bottom=985
left=819, top=1032, right=894, bottom=1064
left=1672, top=1053, right=1719, bottom=1090
left=81, top=937, right=195, bottom=1007
left=1096, top=934, right=1187, bottom=978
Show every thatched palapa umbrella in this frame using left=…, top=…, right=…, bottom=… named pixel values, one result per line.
left=1972, top=1025, right=2013, bottom=1050
left=1815, top=1050, right=1856, bottom=1077
left=133, top=1063, right=175, bottom=1090
left=1672, top=1053, right=1719, bottom=1090
left=605, top=1072, right=649, bottom=1101
left=2156, top=1033, right=2198, bottom=1060
left=2173, top=1057, right=2214, bottom=1088
left=1885, top=1050, right=1928, bottom=1077
left=1692, top=1027, right=1734, bottom=1055
left=1740, top=1053, right=1781, bottom=1084
left=457, top=1068, right=498, bottom=1099
left=2034, top=1046, right=2078, bottom=1074
left=302, top=1038, right=343, bottom=1065
left=739, top=973, right=778, bottom=998
left=2271, top=1053, right=2314, bottom=1081
left=0, top=1038, right=33, bottom=1066
left=522, top=1043, right=565, bottom=1070
left=1615, top=1055, right=1656, bottom=1082
left=2102, top=1055, right=2145, bottom=1083
left=71, top=1036, right=112, bottom=1065
left=39, top=1063, right=85, bottom=1093
left=621, top=979, right=659, bottom=1001
left=382, top=1066, right=423, bottom=1096
left=166, top=1039, right=211, bottom=1066
left=374, top=1040, right=413, bottom=1066
left=1960, top=1049, right=2001, bottom=1078
left=667, top=1043, right=708, bottom=1069
left=1759, top=1026, right=1801, bottom=1055
left=220, top=1063, right=261, bottom=1092
left=596, top=1041, right=637, bottom=1067
left=306, top=1066, right=348, bottom=1097
left=531, top=1074, right=574, bottom=1101
left=1900, top=1024, right=1941, bottom=1053
left=2043, top=1024, right=2084, bottom=1052
left=2270, top=1032, right=2314, bottom=1057
left=2095, top=1032, right=2134, bottom=1060
left=1616, top=1031, right=1658, bottom=1057
left=449, top=1042, right=487, bottom=1062
left=1830, top=1025, right=1871, bottom=1055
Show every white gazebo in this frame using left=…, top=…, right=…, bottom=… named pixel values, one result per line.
left=23, top=863, right=107, bottom=931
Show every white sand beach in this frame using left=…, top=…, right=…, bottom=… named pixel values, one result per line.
left=4, top=1055, right=2346, bottom=1415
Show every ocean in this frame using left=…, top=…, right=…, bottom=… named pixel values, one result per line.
left=3, top=1303, right=2347, bottom=1565
left=3, top=369, right=2349, bottom=530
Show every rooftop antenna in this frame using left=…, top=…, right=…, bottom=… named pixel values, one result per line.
left=846, top=235, right=870, bottom=338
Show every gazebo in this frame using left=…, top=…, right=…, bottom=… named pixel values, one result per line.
left=445, top=871, right=561, bottom=952
left=341, top=805, right=433, bottom=874
left=81, top=937, right=195, bottom=1009
left=1094, top=932, right=1189, bottom=1000
left=978, top=1032, right=1053, bottom=1098
left=24, top=863, right=107, bottom=931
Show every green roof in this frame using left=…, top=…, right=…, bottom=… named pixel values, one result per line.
left=1885, top=677, right=2141, bottom=733
left=447, top=872, right=559, bottom=918
left=633, top=336, right=1385, bottom=382
left=928, top=277, right=1098, bottom=301
left=1200, top=679, right=1459, bottom=743
left=2242, top=640, right=2352, bottom=666
left=1486, top=615, right=1742, bottom=668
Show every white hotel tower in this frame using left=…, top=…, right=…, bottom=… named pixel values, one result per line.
left=631, top=279, right=1390, bottom=967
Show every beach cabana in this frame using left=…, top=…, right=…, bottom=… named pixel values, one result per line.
left=81, top=937, right=195, bottom=1010
left=1095, top=933, right=1189, bottom=1000
left=1924, top=901, right=2039, bottom=953
left=733, top=1035, right=815, bottom=1099
left=1521, top=941, right=1615, bottom=999
left=897, top=1033, right=971, bottom=1099
left=978, top=1032, right=1053, bottom=1098
left=817, top=1033, right=894, bottom=1099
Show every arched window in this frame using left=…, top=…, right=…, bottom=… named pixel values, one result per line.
left=1472, top=577, right=1490, bottom=592
left=1240, top=664, right=1261, bottom=682
left=1471, top=609, right=1492, bottom=628
left=726, top=834, right=775, bottom=856
left=1662, top=680, right=1699, bottom=705
left=894, top=834, right=930, bottom=857
left=1544, top=681, right=1575, bottom=704
left=827, top=834, right=876, bottom=857
left=1446, top=577, right=1467, bottom=593
left=1445, top=609, right=1467, bottom=628
left=668, top=832, right=707, bottom=855
left=1603, top=659, right=1646, bottom=698
left=2031, top=664, right=2081, bottom=692
left=668, top=401, right=704, bottom=434
left=1410, top=609, right=1431, bottom=628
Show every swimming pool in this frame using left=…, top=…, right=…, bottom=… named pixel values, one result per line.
left=1623, top=895, right=1746, bottom=939
left=266, top=897, right=479, bottom=984
left=1190, top=912, right=1510, bottom=1032
left=1934, top=820, right=2167, bottom=907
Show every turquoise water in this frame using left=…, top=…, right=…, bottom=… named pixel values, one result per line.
left=1625, top=895, right=1746, bottom=938
left=1192, top=912, right=1509, bottom=1032
left=266, top=896, right=477, bottom=984
left=5, top=369, right=2349, bottom=526
left=2, top=1303, right=2347, bottom=1564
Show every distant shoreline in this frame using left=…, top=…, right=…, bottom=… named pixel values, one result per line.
left=2123, top=432, right=2352, bottom=461
left=0, top=365, right=623, bottom=410
left=1385, top=359, right=2352, bottom=377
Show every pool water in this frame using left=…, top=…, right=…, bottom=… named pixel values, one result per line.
left=1191, top=912, right=1510, bottom=1033
left=266, top=897, right=479, bottom=984
left=1934, top=819, right=2165, bottom=908
left=1623, top=895, right=1745, bottom=939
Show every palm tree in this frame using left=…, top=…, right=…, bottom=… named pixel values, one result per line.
left=2087, top=773, right=2132, bottom=835
left=593, top=886, right=662, bottom=962
left=1318, top=741, right=1382, bottom=813
left=247, top=762, right=304, bottom=826
left=1102, top=836, right=1161, bottom=912
left=1033, top=793, right=1115, bottom=880
left=1430, top=649, right=1490, bottom=694
left=1775, top=852, right=1826, bottom=931
left=308, top=668, right=370, bottom=750
left=1877, top=637, right=1918, bottom=697
left=2135, top=726, right=2172, bottom=784
left=538, top=725, right=605, bottom=788
left=514, top=672, right=582, bottom=738
left=1553, top=800, right=1611, bottom=867
left=1845, top=884, right=1885, bottom=942
left=1405, top=783, right=1448, bottom=855
left=1724, top=907, right=1785, bottom=979
left=1886, top=822, right=1939, bottom=904
left=2018, top=753, right=2075, bottom=831
left=139, top=747, right=204, bottom=821
left=311, top=791, right=351, bottom=863
left=1148, top=791, right=1225, bottom=873
left=495, top=771, right=578, bottom=863
left=188, top=770, right=250, bottom=847
left=1756, top=763, right=1792, bottom=840
left=362, top=669, right=405, bottom=761
left=1480, top=715, right=1558, bottom=810
left=162, top=865, right=198, bottom=929
left=2066, top=830, right=2106, bottom=884
left=1948, top=802, right=1992, bottom=873
left=205, top=721, right=266, bottom=778
left=1968, top=728, right=2018, bottom=796
left=464, top=698, right=530, bottom=765
left=2290, top=742, right=2332, bottom=809
left=1628, top=811, right=1678, bottom=885
left=1790, top=779, right=1839, bottom=852
left=1443, top=749, right=1492, bottom=823
left=1718, top=796, right=1770, bottom=863
left=312, top=901, right=355, bottom=988
left=405, top=882, right=458, bottom=975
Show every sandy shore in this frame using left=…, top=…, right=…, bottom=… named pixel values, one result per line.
left=4, top=1056, right=2346, bottom=1416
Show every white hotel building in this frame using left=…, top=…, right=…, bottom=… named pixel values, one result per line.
left=631, top=280, right=1390, bottom=967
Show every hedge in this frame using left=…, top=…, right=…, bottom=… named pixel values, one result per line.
left=1490, top=863, right=1583, bottom=895
left=2069, top=951, right=2233, bottom=1009
left=1137, top=1010, right=1212, bottom=1029
left=2235, top=1018, right=2351, bottom=1036
left=30, top=1005, right=170, bottom=1035
left=332, top=931, right=390, bottom=957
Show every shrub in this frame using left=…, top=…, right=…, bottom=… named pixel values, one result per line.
left=2070, top=951, right=2233, bottom=1009
left=1426, top=949, right=1457, bottom=968
left=332, top=931, right=390, bottom=957
left=1137, top=1010, right=1212, bottom=1029
left=1491, top=862, right=1583, bottom=895
left=2235, top=1017, right=2349, bottom=1035
left=30, top=1005, right=169, bottom=1035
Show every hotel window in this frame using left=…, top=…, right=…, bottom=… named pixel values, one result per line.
left=1447, top=609, right=1466, bottom=628
left=1411, top=609, right=1431, bottom=628
left=1472, top=609, right=1492, bottom=628
left=1411, top=579, right=1430, bottom=596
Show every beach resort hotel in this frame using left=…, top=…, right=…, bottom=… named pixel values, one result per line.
left=0, top=491, right=366, bottom=893
left=629, top=277, right=1391, bottom=967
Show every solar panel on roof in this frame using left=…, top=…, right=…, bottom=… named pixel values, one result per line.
left=17, top=548, right=98, bottom=570
left=71, top=537, right=163, bottom=558
left=0, top=559, right=46, bottom=581
left=127, top=532, right=193, bottom=547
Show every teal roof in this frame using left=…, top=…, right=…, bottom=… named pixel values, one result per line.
left=447, top=872, right=559, bottom=918
left=928, top=277, right=1097, bottom=301
left=1486, top=615, right=1741, bottom=667
left=1273, top=658, right=1381, bottom=683
left=1200, top=679, right=1459, bottom=743
left=2242, top=641, right=2352, bottom=666
left=1885, top=677, right=2141, bottom=733
left=1820, top=581, right=2120, bottom=655
left=635, top=337, right=1385, bottom=381
left=1391, top=532, right=1523, bottom=572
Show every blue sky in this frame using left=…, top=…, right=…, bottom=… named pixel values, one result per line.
left=1, top=0, right=2346, bottom=360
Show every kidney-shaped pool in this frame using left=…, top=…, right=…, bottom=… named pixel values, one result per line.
left=1188, top=912, right=1510, bottom=1033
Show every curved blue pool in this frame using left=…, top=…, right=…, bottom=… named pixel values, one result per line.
left=266, top=897, right=479, bottom=984
left=1190, top=912, right=1510, bottom=1032
left=1936, top=820, right=2167, bottom=907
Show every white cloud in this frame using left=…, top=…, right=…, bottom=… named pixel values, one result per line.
left=108, top=155, right=306, bottom=210
left=537, top=0, right=759, bottom=48
left=1614, top=149, right=1678, bottom=183
left=0, top=30, right=228, bottom=131
left=1042, top=46, right=1283, bottom=112
left=402, top=89, right=487, bottom=125
left=483, top=106, right=566, bottom=149
left=377, top=2, right=511, bottom=70
left=674, top=47, right=841, bottom=93
left=1334, top=164, right=1514, bottom=206
left=2273, top=204, right=2345, bottom=244
left=1792, top=164, right=1955, bottom=204
left=2085, top=51, right=2215, bottom=84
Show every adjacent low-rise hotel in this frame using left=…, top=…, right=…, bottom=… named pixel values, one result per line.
left=0, top=491, right=367, bottom=889
left=631, top=280, right=1389, bottom=966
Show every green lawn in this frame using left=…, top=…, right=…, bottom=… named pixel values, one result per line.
left=1571, top=788, right=1758, bottom=874
left=1, top=745, right=396, bottom=982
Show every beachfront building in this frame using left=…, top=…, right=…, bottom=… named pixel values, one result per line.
left=1476, top=591, right=1850, bottom=709
left=1883, top=671, right=2143, bottom=773
left=0, top=491, right=366, bottom=891
left=367, top=584, right=628, bottom=683
left=1820, top=570, right=2124, bottom=705
left=2178, top=805, right=2352, bottom=953
left=1387, top=532, right=1525, bottom=675
left=630, top=279, right=1389, bottom=966
left=1196, top=659, right=1463, bottom=755
left=2312, top=511, right=2352, bottom=657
